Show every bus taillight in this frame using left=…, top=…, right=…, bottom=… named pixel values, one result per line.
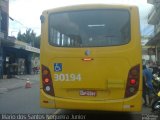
left=130, top=79, right=136, bottom=85
left=44, top=78, right=50, bottom=83
left=42, top=65, right=55, bottom=96
left=125, top=64, right=140, bottom=98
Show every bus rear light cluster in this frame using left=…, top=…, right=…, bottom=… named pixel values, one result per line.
left=42, top=65, right=55, bottom=96
left=125, top=64, right=140, bottom=98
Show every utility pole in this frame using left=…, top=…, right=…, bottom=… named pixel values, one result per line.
left=0, top=0, right=1, bottom=33
left=0, top=0, right=2, bottom=79
left=0, top=0, right=2, bottom=47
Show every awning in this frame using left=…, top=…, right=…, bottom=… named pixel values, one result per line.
left=146, top=32, right=160, bottom=45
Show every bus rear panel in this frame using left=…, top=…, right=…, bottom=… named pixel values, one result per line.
left=40, top=4, right=142, bottom=112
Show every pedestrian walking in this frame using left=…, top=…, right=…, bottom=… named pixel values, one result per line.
left=142, top=65, right=154, bottom=107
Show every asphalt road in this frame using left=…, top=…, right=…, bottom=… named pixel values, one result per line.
left=0, top=81, right=157, bottom=120
left=0, top=83, right=54, bottom=114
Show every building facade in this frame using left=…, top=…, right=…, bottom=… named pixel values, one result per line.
left=0, top=0, right=40, bottom=79
left=147, top=0, right=160, bottom=64
left=0, top=0, right=9, bottom=37
left=0, top=0, right=9, bottom=78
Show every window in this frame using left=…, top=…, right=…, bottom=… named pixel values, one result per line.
left=49, top=9, right=130, bottom=47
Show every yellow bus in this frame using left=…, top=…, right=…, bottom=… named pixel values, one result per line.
left=40, top=4, right=142, bottom=112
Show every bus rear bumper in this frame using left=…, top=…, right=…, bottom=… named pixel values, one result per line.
left=40, top=90, right=142, bottom=112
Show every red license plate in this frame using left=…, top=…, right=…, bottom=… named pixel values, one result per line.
left=79, top=90, right=96, bottom=96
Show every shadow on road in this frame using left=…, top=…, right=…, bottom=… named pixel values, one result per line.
left=55, top=110, right=142, bottom=120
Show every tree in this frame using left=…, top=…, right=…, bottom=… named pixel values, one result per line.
left=34, top=35, right=40, bottom=48
left=17, top=29, right=40, bottom=48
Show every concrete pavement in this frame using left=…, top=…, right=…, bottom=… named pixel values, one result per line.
left=0, top=74, right=39, bottom=93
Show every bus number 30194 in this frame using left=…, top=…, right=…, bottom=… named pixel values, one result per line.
left=54, top=74, right=81, bottom=81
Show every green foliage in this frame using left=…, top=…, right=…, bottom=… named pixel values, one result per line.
left=17, top=29, right=40, bottom=48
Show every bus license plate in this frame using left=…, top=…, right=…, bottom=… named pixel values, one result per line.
left=80, top=90, right=96, bottom=96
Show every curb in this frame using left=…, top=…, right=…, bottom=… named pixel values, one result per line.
left=0, top=75, right=39, bottom=94
left=8, top=81, right=39, bottom=91
left=0, top=81, right=39, bottom=93
left=14, top=75, right=35, bottom=81
left=8, top=86, right=24, bottom=91
left=0, top=88, right=8, bottom=94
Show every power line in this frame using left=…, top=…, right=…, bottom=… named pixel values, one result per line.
left=9, top=16, right=40, bottom=29
left=9, top=16, right=29, bottom=29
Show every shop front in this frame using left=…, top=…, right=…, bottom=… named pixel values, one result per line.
left=146, top=32, right=160, bottom=65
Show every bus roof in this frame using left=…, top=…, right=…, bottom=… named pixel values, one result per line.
left=42, top=4, right=138, bottom=14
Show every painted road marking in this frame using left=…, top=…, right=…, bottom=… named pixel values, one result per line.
left=46, top=109, right=61, bottom=120
left=53, top=109, right=61, bottom=115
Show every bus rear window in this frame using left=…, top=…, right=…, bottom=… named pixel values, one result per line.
left=49, top=9, right=130, bottom=47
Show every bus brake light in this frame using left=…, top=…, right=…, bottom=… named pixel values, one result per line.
left=130, top=79, right=136, bottom=85
left=44, top=78, right=50, bottom=83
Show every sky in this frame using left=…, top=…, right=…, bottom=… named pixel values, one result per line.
left=9, top=0, right=153, bottom=37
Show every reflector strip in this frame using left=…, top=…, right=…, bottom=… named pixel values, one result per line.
left=43, top=100, right=48, bottom=103
left=82, top=58, right=93, bottom=61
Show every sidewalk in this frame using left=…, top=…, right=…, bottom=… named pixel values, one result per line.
left=0, top=74, right=39, bottom=93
